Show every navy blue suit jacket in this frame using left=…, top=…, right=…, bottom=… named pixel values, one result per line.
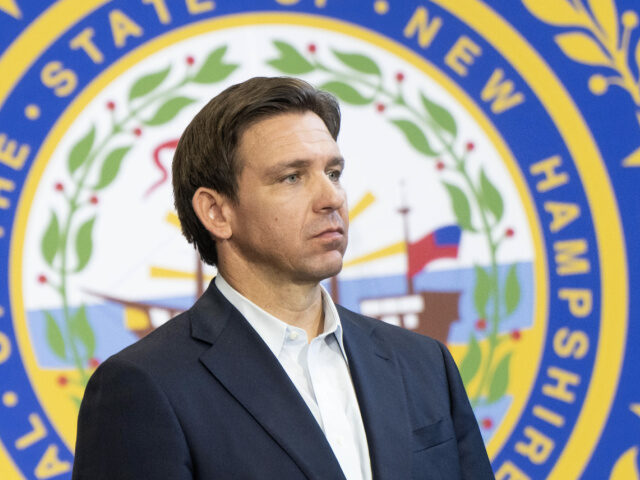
left=73, top=282, right=494, bottom=479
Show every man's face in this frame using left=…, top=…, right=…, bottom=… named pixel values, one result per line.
left=225, top=111, right=348, bottom=284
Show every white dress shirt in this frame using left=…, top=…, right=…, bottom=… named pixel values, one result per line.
left=215, top=275, right=372, bottom=480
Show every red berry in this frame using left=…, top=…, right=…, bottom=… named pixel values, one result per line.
left=89, top=195, right=99, bottom=205
left=436, top=161, right=445, bottom=170
left=475, top=319, right=486, bottom=331
left=186, top=56, right=195, bottom=65
left=54, top=182, right=64, bottom=192
left=481, top=418, right=493, bottom=429
left=376, top=103, right=385, bottom=112
left=308, top=43, right=317, bottom=53
left=106, top=101, right=115, bottom=111
left=88, top=358, right=100, bottom=368
left=57, top=375, right=68, bottom=386
left=511, top=330, right=521, bottom=340
left=133, top=127, right=142, bottom=137
left=38, top=274, right=47, bottom=284
left=505, top=228, right=515, bottom=238
left=466, top=141, right=475, bottom=152
left=395, top=72, right=405, bottom=82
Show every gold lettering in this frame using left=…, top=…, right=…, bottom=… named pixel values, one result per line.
left=35, top=445, right=72, bottom=479
left=69, top=28, right=105, bottom=64
left=40, top=61, right=78, bottom=97
left=0, top=177, right=15, bottom=209
left=109, top=10, right=143, bottom=48
left=543, top=366, right=580, bottom=403
left=0, top=331, right=11, bottom=364
left=481, top=68, right=525, bottom=113
left=544, top=201, right=580, bottom=233
left=533, top=405, right=565, bottom=428
left=529, top=156, right=568, bottom=192
left=15, top=413, right=47, bottom=449
left=495, top=461, right=531, bottom=480
left=0, top=133, right=30, bottom=169
left=185, top=0, right=215, bottom=14
left=403, top=6, right=442, bottom=49
left=515, top=426, right=554, bottom=464
left=553, top=327, right=589, bottom=359
left=444, top=36, right=481, bottom=76
left=559, top=288, right=592, bottom=317
left=554, top=239, right=590, bottom=275
left=142, top=0, right=171, bottom=24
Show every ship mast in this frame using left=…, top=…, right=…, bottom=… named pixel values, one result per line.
left=398, top=182, right=414, bottom=295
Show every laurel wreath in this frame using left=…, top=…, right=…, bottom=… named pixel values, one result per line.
left=266, top=40, right=522, bottom=408
left=523, top=0, right=640, bottom=126
left=39, top=45, right=238, bottom=406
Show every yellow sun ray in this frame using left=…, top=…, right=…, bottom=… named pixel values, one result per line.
left=150, top=266, right=214, bottom=282
left=349, top=191, right=375, bottom=221
left=343, top=241, right=406, bottom=268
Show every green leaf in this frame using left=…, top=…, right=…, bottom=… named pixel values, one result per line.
left=459, top=334, right=482, bottom=386
left=420, top=92, right=457, bottom=136
left=145, top=96, right=195, bottom=126
left=443, top=182, right=475, bottom=231
left=390, top=119, right=437, bottom=156
left=332, top=50, right=381, bottom=75
left=129, top=66, right=171, bottom=101
left=473, top=265, right=491, bottom=318
left=70, top=395, right=83, bottom=410
left=69, top=305, right=95, bottom=360
left=480, top=169, right=504, bottom=222
left=487, top=353, right=512, bottom=404
left=68, top=126, right=95, bottom=174
left=320, top=81, right=371, bottom=105
left=94, top=146, right=131, bottom=190
left=504, top=264, right=521, bottom=315
left=267, top=41, right=315, bottom=74
left=74, top=216, right=96, bottom=272
left=42, top=212, right=60, bottom=266
left=192, top=46, right=238, bottom=84
left=44, top=311, right=66, bottom=361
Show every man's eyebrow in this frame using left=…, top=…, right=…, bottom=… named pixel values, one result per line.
left=264, top=159, right=311, bottom=177
left=264, top=157, right=345, bottom=177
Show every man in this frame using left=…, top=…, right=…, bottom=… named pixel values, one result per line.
left=73, top=77, right=494, bottom=479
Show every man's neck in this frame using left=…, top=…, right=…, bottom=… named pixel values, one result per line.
left=217, top=265, right=325, bottom=340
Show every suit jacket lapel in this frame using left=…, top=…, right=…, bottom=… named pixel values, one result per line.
left=190, top=283, right=346, bottom=480
left=340, top=308, right=412, bottom=480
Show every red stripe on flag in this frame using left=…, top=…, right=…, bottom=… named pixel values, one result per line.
left=407, top=234, right=459, bottom=277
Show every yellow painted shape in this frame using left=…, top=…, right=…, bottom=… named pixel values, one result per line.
left=623, top=145, right=640, bottom=167
left=631, top=403, right=640, bottom=418
left=0, top=0, right=21, bottom=19
left=343, top=241, right=405, bottom=268
left=149, top=266, right=214, bottom=282
left=610, top=446, right=640, bottom=480
left=348, top=191, right=375, bottom=221
left=124, top=307, right=149, bottom=331
left=0, top=439, right=24, bottom=479
left=165, top=211, right=181, bottom=228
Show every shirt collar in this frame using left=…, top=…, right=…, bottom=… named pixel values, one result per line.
left=215, top=275, right=346, bottom=359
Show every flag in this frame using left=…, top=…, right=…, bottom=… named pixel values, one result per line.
left=407, top=225, right=461, bottom=277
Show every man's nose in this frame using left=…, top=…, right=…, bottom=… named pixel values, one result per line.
left=314, top=174, right=345, bottom=212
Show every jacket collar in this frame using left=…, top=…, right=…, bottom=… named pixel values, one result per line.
left=190, top=281, right=412, bottom=480
left=190, top=281, right=347, bottom=480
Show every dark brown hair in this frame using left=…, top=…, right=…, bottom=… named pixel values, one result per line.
left=172, top=76, right=341, bottom=265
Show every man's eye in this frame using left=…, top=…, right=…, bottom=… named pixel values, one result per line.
left=283, top=174, right=299, bottom=184
left=327, top=170, right=342, bottom=181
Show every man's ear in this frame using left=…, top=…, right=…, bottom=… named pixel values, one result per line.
left=192, top=187, right=232, bottom=240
